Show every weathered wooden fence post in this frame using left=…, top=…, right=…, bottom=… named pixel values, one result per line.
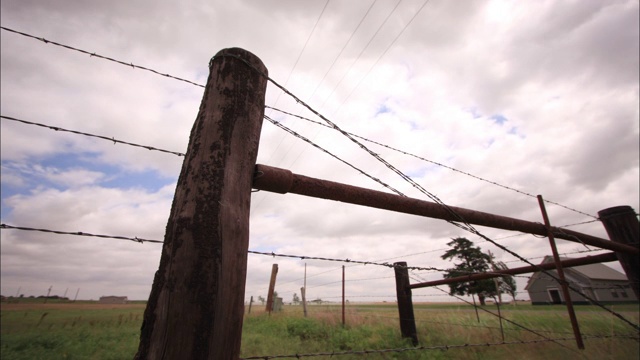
left=394, top=261, right=418, bottom=346
left=342, top=265, right=346, bottom=327
left=598, top=206, right=640, bottom=298
left=266, top=264, right=278, bottom=313
left=301, top=287, right=308, bottom=317
left=134, top=47, right=268, bottom=360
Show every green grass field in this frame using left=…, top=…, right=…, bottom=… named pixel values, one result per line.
left=1, top=300, right=638, bottom=359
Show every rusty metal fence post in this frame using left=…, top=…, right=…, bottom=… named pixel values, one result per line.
left=135, top=48, right=268, bottom=360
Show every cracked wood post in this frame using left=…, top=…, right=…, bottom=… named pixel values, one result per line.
left=134, top=48, right=268, bottom=360
left=394, top=262, right=418, bottom=346
left=598, top=206, right=640, bottom=298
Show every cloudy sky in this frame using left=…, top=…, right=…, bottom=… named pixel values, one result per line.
left=1, top=0, right=638, bottom=305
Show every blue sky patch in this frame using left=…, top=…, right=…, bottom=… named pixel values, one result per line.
left=490, top=114, right=508, bottom=125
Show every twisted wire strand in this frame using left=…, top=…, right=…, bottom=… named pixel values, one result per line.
left=0, top=224, right=163, bottom=244
left=0, top=26, right=205, bottom=88
left=265, top=106, right=598, bottom=220
left=1, top=115, right=185, bottom=157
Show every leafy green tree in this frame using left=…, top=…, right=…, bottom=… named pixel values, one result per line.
left=441, top=237, right=496, bottom=305
left=491, top=259, right=517, bottom=303
left=292, top=293, right=300, bottom=305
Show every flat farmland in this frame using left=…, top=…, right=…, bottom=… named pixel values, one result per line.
left=1, top=300, right=638, bottom=359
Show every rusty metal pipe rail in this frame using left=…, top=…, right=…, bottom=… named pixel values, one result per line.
left=252, top=164, right=638, bottom=255
left=409, top=252, right=618, bottom=289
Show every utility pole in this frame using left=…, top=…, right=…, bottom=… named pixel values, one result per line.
left=134, top=48, right=268, bottom=360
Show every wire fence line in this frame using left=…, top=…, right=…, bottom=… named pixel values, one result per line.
left=0, top=26, right=205, bottom=88
left=263, top=115, right=403, bottom=195
left=0, top=224, right=164, bottom=244
left=0, top=25, right=598, bottom=221
left=0, top=224, right=625, bottom=281
left=265, top=105, right=599, bottom=220
left=237, top=53, right=638, bottom=331
left=3, top=25, right=637, bottom=354
left=0, top=115, right=186, bottom=157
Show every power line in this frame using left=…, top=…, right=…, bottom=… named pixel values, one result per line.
left=306, top=0, right=379, bottom=104
left=316, top=0, right=404, bottom=112
left=264, top=0, right=331, bottom=166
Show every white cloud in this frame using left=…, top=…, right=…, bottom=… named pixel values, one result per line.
left=0, top=0, right=637, bottom=308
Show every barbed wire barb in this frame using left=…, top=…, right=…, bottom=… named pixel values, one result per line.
left=1, top=115, right=185, bottom=157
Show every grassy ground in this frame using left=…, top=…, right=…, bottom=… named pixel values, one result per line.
left=1, top=301, right=638, bottom=359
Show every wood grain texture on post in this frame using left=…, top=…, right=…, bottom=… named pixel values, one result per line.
left=135, top=48, right=267, bottom=360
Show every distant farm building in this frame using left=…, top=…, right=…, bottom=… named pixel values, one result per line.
left=525, top=256, right=637, bottom=305
left=99, top=296, right=128, bottom=304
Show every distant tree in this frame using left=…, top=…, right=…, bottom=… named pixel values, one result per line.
left=292, top=293, right=300, bottom=305
left=491, top=259, right=517, bottom=303
left=258, top=296, right=265, bottom=305
left=441, top=237, right=496, bottom=305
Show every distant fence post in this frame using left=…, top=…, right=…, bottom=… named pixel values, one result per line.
left=266, top=264, right=279, bottom=313
left=394, top=262, right=418, bottom=346
left=598, top=206, right=640, bottom=298
left=301, top=287, right=308, bottom=317
left=342, top=265, right=346, bottom=327
left=134, top=48, right=268, bottom=360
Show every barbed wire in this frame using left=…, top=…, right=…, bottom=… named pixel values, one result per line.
left=1, top=115, right=185, bottom=157
left=4, top=25, right=632, bottom=330
left=265, top=106, right=598, bottom=220
left=427, top=285, right=578, bottom=351
left=307, top=276, right=395, bottom=289
left=264, top=115, right=404, bottom=196
left=2, top=223, right=616, bottom=285
left=502, top=248, right=603, bottom=264
left=243, top=53, right=640, bottom=330
left=0, top=224, right=163, bottom=244
left=0, top=26, right=205, bottom=88
left=247, top=249, right=448, bottom=273
left=1, top=25, right=599, bottom=222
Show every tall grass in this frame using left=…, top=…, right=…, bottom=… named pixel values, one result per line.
left=1, top=302, right=638, bottom=359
